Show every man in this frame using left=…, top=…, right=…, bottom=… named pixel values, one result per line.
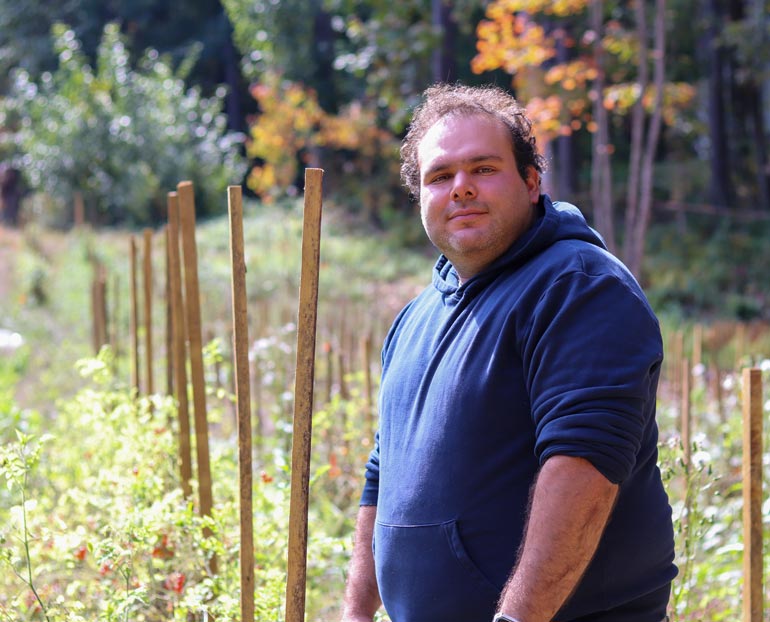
left=341, top=83, right=676, bottom=622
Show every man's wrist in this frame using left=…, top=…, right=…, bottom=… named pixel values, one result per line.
left=493, top=613, right=523, bottom=622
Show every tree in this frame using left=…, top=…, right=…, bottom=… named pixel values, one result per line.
left=2, top=23, right=246, bottom=226
left=472, top=0, right=695, bottom=275
left=622, top=0, right=667, bottom=276
left=0, top=0, right=250, bottom=128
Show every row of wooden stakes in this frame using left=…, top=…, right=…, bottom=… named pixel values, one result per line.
left=90, top=172, right=325, bottom=622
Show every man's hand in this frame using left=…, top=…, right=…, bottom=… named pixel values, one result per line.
left=497, top=455, right=619, bottom=622
left=340, top=505, right=381, bottom=622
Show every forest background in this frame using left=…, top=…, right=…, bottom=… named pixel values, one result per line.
left=0, top=0, right=768, bottom=320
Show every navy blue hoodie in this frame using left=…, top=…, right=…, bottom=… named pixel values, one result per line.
left=360, top=196, right=677, bottom=622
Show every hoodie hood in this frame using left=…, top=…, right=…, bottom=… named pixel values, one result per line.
left=432, top=194, right=607, bottom=296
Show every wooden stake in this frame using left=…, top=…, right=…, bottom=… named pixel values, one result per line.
left=692, top=323, right=703, bottom=369
left=165, top=225, right=174, bottom=396
left=285, top=168, right=324, bottom=622
left=143, top=228, right=154, bottom=395
left=228, top=185, right=255, bottom=622
left=736, top=322, right=747, bottom=368
left=742, top=368, right=763, bottom=622
left=91, top=261, right=108, bottom=354
left=177, top=180, right=216, bottom=574
left=680, top=357, right=691, bottom=466
left=167, top=192, right=192, bottom=498
left=73, top=191, right=85, bottom=227
left=361, top=333, right=374, bottom=436
left=129, top=236, right=140, bottom=394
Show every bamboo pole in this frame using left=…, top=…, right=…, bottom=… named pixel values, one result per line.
left=167, top=192, right=192, bottom=498
left=177, top=180, right=216, bottom=574
left=129, top=236, right=140, bottom=394
left=285, top=168, right=324, bottom=622
left=143, top=228, right=154, bottom=395
left=227, top=185, right=255, bottom=622
left=742, top=368, right=763, bottom=622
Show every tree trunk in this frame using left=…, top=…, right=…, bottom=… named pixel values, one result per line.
left=705, top=0, right=732, bottom=208
left=431, top=0, right=457, bottom=83
left=555, top=30, right=575, bottom=199
left=727, top=0, right=769, bottom=208
left=626, top=0, right=666, bottom=279
left=622, top=0, right=648, bottom=265
left=589, top=0, right=616, bottom=253
left=314, top=6, right=338, bottom=113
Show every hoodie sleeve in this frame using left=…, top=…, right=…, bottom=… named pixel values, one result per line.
left=522, top=267, right=663, bottom=484
left=359, top=431, right=380, bottom=506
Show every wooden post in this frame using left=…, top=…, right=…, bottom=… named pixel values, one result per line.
left=73, top=191, right=85, bottom=228
left=91, top=261, right=108, bottom=354
left=671, top=329, right=684, bottom=399
left=177, top=181, right=216, bottom=573
left=680, top=358, right=691, bottom=466
left=165, top=225, right=174, bottom=396
left=143, top=228, right=154, bottom=395
left=692, top=323, right=703, bottom=370
left=361, top=333, right=374, bottom=436
left=109, top=273, right=120, bottom=359
left=167, top=192, right=192, bottom=498
left=285, top=168, right=324, bottom=622
left=742, top=368, right=763, bottom=622
left=129, top=236, right=140, bottom=394
left=735, top=322, right=747, bottom=368
left=228, top=185, right=255, bottom=622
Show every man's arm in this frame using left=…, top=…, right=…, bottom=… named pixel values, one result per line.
left=497, top=455, right=619, bottom=622
left=341, top=505, right=381, bottom=622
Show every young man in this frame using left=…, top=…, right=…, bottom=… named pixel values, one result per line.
left=341, top=83, right=676, bottom=622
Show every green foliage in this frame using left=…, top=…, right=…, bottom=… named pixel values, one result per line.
left=644, top=217, right=770, bottom=321
left=1, top=23, right=246, bottom=226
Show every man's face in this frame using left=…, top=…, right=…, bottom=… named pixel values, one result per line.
left=417, top=113, right=540, bottom=283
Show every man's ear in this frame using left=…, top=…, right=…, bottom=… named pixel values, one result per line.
left=524, top=166, right=540, bottom=203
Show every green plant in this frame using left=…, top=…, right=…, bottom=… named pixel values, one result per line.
left=2, top=22, right=246, bottom=226
left=0, top=431, right=52, bottom=621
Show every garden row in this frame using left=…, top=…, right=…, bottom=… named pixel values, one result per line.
left=2, top=172, right=769, bottom=620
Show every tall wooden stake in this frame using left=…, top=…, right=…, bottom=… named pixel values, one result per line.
left=680, top=358, right=691, bottom=466
left=285, top=168, right=324, bottom=622
left=165, top=225, right=174, bottom=396
left=129, top=236, right=140, bottom=394
left=228, top=185, right=255, bottom=622
left=143, top=228, right=154, bottom=395
left=742, top=368, right=763, bottom=622
left=178, top=180, right=216, bottom=573
left=168, top=192, right=192, bottom=498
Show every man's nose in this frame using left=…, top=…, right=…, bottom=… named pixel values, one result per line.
left=451, top=171, right=477, bottom=201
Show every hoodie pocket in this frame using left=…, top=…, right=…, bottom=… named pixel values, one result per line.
left=374, top=519, right=501, bottom=622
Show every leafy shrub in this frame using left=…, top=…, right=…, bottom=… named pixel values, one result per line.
left=1, top=23, right=246, bottom=227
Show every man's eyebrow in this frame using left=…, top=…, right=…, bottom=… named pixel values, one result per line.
left=422, top=154, right=504, bottom=179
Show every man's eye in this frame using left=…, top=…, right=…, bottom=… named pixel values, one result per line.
left=477, top=166, right=495, bottom=174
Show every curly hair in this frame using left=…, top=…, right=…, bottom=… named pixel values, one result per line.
left=400, top=83, right=547, bottom=197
